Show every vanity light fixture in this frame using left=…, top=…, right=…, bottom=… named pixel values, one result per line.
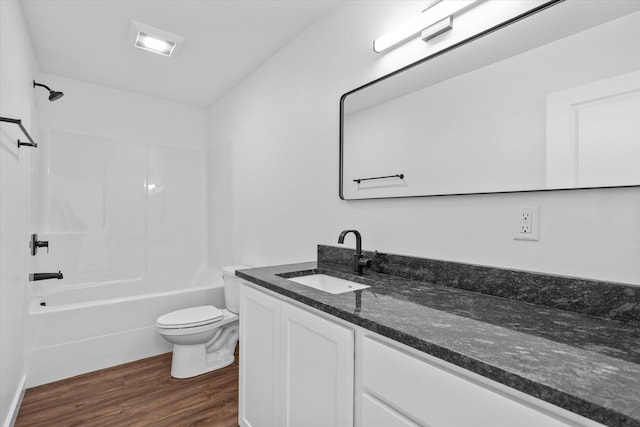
left=129, top=20, right=184, bottom=57
left=421, top=16, right=453, bottom=42
left=373, top=0, right=478, bottom=53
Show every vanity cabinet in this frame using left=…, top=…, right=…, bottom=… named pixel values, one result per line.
left=239, top=284, right=354, bottom=427
left=240, top=282, right=604, bottom=427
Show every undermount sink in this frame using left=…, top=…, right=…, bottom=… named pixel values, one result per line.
left=287, top=274, right=370, bottom=295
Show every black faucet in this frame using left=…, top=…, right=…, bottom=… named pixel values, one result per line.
left=30, top=271, right=63, bottom=281
left=337, top=230, right=371, bottom=275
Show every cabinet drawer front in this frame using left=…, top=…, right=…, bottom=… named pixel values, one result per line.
left=361, top=393, right=419, bottom=427
left=362, top=337, right=571, bottom=427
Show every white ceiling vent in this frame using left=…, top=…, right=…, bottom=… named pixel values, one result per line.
left=128, top=20, right=184, bottom=57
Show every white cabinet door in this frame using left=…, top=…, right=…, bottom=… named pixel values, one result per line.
left=280, top=302, right=354, bottom=427
left=240, top=283, right=355, bottom=427
left=239, top=284, right=281, bottom=427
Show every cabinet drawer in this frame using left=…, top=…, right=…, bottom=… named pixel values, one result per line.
left=362, top=336, right=572, bottom=427
left=361, top=393, right=419, bottom=427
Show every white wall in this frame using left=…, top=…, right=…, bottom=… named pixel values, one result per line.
left=208, top=0, right=640, bottom=285
left=0, top=1, right=38, bottom=424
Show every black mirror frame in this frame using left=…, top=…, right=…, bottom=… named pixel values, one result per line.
left=338, top=0, right=639, bottom=200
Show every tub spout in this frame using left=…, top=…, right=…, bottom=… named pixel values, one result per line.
left=30, top=270, right=63, bottom=281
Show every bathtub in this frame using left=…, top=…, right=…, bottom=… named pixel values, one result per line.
left=25, top=274, right=225, bottom=387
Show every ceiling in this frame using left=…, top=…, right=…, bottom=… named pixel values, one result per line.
left=20, top=0, right=340, bottom=108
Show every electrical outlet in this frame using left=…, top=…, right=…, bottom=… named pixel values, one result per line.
left=514, top=206, right=539, bottom=241
left=519, top=211, right=532, bottom=234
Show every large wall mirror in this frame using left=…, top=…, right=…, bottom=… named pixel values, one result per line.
left=340, top=0, right=640, bottom=200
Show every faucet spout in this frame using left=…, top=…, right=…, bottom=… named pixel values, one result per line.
left=337, top=230, right=370, bottom=275
left=30, top=271, right=64, bottom=281
left=338, top=229, right=362, bottom=254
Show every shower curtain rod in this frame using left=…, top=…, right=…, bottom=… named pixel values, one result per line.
left=0, top=116, right=38, bottom=148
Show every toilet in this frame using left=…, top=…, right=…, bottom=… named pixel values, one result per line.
left=156, top=265, right=248, bottom=378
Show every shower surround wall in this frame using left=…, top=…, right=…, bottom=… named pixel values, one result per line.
left=26, top=73, right=211, bottom=385
left=33, top=73, right=209, bottom=293
left=31, top=130, right=207, bottom=295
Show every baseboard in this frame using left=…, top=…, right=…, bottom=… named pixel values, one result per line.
left=26, top=326, right=172, bottom=387
left=3, top=374, right=27, bottom=427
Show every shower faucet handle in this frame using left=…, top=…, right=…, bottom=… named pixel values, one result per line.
left=30, top=233, right=49, bottom=256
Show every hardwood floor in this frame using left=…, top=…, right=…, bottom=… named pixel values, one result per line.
left=15, top=350, right=239, bottom=426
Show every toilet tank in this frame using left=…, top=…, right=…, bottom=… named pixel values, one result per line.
left=222, top=265, right=249, bottom=314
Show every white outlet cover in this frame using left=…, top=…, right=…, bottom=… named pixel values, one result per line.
left=513, top=206, right=539, bottom=241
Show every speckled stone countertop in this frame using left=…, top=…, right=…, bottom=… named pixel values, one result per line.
left=236, top=251, right=640, bottom=427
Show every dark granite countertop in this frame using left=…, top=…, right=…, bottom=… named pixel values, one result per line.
left=237, top=261, right=640, bottom=427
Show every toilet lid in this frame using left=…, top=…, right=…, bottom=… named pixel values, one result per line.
left=157, top=305, right=223, bottom=328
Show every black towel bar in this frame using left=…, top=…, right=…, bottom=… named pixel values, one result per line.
left=354, top=173, right=404, bottom=184
left=0, top=116, right=37, bottom=148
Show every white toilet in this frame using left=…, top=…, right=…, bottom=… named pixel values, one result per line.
left=156, top=265, right=248, bottom=378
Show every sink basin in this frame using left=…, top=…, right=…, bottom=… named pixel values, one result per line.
left=287, top=274, right=370, bottom=295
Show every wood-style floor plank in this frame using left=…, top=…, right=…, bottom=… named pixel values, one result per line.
left=15, top=350, right=238, bottom=426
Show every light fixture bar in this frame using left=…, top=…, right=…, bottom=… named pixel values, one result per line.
left=421, top=16, right=453, bottom=42
left=373, top=0, right=478, bottom=53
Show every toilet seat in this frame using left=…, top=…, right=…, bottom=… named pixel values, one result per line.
left=157, top=305, right=223, bottom=329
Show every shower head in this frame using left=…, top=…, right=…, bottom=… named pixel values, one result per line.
left=33, top=80, right=64, bottom=102
left=48, top=90, right=64, bottom=101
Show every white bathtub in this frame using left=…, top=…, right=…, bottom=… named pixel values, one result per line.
left=25, top=276, right=225, bottom=387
